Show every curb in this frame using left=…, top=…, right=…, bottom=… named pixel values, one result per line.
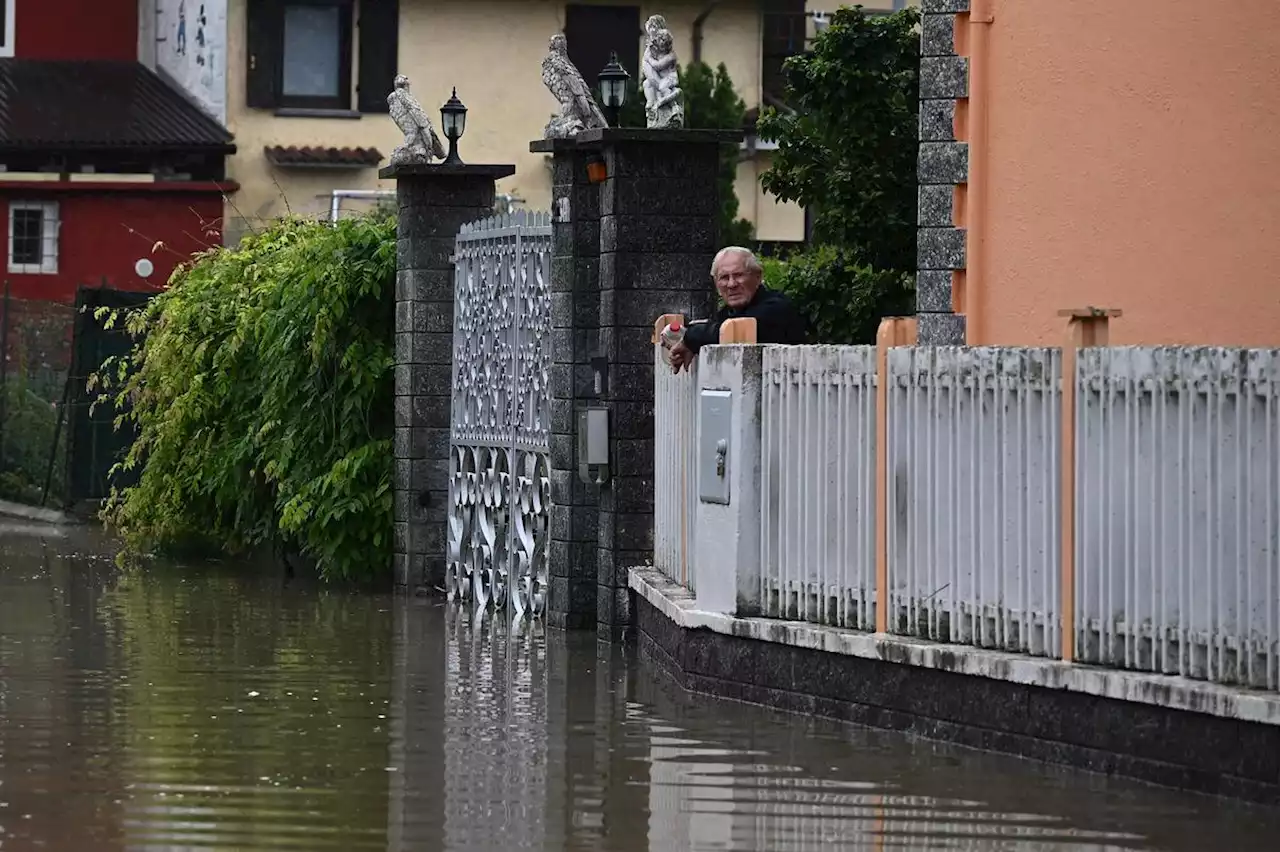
left=0, top=498, right=84, bottom=526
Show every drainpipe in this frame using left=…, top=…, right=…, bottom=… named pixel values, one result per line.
left=692, top=0, right=723, bottom=64
left=328, top=189, right=396, bottom=224
left=965, top=0, right=994, bottom=341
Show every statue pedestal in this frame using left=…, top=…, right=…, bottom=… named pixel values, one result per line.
left=530, top=138, right=603, bottom=630
left=534, top=129, right=740, bottom=636
left=380, top=162, right=515, bottom=590
left=589, top=128, right=738, bottom=637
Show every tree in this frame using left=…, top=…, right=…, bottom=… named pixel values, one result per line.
left=619, top=60, right=754, bottom=245
left=757, top=6, right=921, bottom=343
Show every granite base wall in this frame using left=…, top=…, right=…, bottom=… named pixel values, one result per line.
left=632, top=590, right=1280, bottom=806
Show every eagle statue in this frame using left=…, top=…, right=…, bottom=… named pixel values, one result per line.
left=541, top=34, right=608, bottom=139
left=388, top=74, right=447, bottom=165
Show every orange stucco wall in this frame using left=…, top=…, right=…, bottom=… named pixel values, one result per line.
left=964, top=1, right=1280, bottom=346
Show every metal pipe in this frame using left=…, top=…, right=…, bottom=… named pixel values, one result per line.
left=327, top=189, right=397, bottom=223
left=692, top=0, right=723, bottom=64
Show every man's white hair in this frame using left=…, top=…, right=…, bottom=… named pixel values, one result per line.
left=710, top=246, right=763, bottom=278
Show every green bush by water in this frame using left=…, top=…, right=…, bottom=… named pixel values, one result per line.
left=94, top=215, right=397, bottom=581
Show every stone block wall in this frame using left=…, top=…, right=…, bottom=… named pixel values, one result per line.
left=546, top=146, right=602, bottom=629
left=594, top=135, right=722, bottom=634
left=917, top=0, right=971, bottom=344
left=387, top=165, right=508, bottom=590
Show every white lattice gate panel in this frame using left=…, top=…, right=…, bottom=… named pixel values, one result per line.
left=446, top=212, right=552, bottom=618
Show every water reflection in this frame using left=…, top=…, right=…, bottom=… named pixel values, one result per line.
left=2, top=522, right=1279, bottom=851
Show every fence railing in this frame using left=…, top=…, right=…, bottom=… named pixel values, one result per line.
left=761, top=345, right=877, bottom=630
left=887, top=346, right=1062, bottom=656
left=653, top=321, right=699, bottom=591
left=653, top=325, right=1280, bottom=693
left=1075, top=347, right=1280, bottom=690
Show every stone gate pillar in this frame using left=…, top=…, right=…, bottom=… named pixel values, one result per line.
left=382, top=162, right=515, bottom=590
left=583, top=128, right=736, bottom=636
left=531, top=139, right=602, bottom=630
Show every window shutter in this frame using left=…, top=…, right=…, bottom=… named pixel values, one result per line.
left=357, top=0, right=399, bottom=113
left=246, top=0, right=282, bottom=109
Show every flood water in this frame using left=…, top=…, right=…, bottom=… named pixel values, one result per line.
left=2, top=521, right=1279, bottom=851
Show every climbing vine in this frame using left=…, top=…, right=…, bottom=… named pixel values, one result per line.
left=94, top=215, right=397, bottom=581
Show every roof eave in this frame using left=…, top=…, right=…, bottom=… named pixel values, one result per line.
left=0, top=142, right=237, bottom=155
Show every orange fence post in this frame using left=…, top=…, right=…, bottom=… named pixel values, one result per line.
left=1057, top=307, right=1120, bottom=661
left=875, top=317, right=917, bottom=633
left=718, top=317, right=758, bottom=344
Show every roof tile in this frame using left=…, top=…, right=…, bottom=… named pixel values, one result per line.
left=0, top=60, right=234, bottom=151
left=264, top=146, right=384, bottom=168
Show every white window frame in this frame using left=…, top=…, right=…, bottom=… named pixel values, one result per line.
left=8, top=201, right=60, bottom=275
left=0, top=0, right=14, bottom=58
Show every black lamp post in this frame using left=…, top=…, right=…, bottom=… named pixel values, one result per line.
left=440, top=87, right=467, bottom=165
left=597, top=52, right=630, bottom=127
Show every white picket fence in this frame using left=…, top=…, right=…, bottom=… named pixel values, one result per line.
left=653, top=341, right=1280, bottom=692
left=887, top=347, right=1063, bottom=657
left=653, top=352, right=699, bottom=591
left=760, top=346, right=878, bottom=630
left=1075, top=347, right=1280, bottom=690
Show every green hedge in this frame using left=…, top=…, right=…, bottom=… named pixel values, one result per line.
left=95, top=215, right=397, bottom=581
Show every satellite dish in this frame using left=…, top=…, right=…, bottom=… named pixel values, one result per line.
left=135, top=258, right=155, bottom=279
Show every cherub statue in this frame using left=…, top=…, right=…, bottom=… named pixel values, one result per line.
left=541, top=33, right=608, bottom=139
left=643, top=15, right=684, bottom=129
left=388, top=74, right=446, bottom=165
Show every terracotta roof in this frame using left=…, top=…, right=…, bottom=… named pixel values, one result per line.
left=0, top=60, right=234, bottom=152
left=264, top=146, right=384, bottom=168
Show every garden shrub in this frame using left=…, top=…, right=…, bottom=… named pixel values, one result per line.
left=0, top=379, right=61, bottom=505
left=757, top=6, right=920, bottom=343
left=94, top=214, right=397, bottom=581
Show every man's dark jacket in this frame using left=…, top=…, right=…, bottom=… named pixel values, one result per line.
left=682, top=285, right=807, bottom=352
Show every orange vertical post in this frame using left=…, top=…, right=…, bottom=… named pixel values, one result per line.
left=1057, top=307, right=1120, bottom=662
left=718, top=317, right=758, bottom=344
left=875, top=317, right=917, bottom=634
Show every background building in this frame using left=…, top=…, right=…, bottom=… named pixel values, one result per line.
left=933, top=0, right=1280, bottom=347
left=0, top=0, right=235, bottom=304
left=140, top=0, right=916, bottom=247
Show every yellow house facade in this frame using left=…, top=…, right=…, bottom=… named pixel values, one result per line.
left=138, top=0, right=911, bottom=246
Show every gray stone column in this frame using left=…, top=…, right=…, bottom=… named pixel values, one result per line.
left=531, top=140, right=601, bottom=630
left=382, top=163, right=515, bottom=589
left=917, top=0, right=970, bottom=344
left=583, top=128, right=734, bottom=636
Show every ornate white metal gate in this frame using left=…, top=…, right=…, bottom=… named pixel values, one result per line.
left=445, top=212, right=552, bottom=617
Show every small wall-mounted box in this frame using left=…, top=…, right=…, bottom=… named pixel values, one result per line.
left=578, top=405, right=610, bottom=484
left=699, top=389, right=732, bottom=505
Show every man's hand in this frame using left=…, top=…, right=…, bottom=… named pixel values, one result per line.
left=669, top=342, right=695, bottom=374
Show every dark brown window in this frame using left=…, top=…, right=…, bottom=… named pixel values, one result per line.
left=564, top=4, right=641, bottom=92
left=761, top=0, right=806, bottom=106
left=246, top=0, right=398, bottom=114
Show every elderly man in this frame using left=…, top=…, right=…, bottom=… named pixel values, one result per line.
left=668, top=246, right=806, bottom=373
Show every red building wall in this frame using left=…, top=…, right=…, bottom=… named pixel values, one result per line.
left=0, top=187, right=223, bottom=303
left=14, top=0, right=139, bottom=60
